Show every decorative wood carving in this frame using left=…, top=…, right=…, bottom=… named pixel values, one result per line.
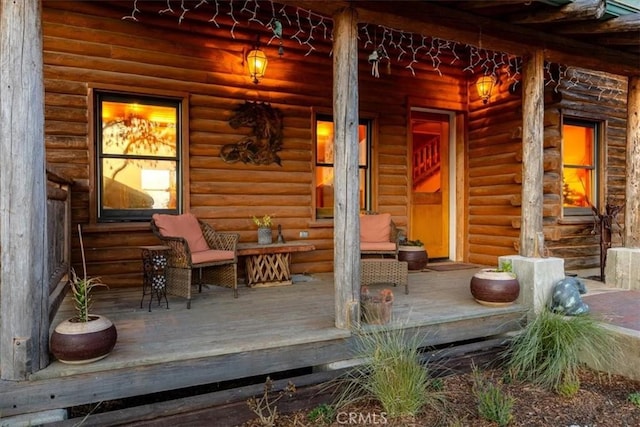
left=221, top=101, right=284, bottom=166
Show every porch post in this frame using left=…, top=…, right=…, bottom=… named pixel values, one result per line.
left=605, top=75, right=640, bottom=289
left=520, top=49, right=545, bottom=257
left=0, top=0, right=48, bottom=379
left=510, top=49, right=565, bottom=314
left=624, top=75, right=639, bottom=249
left=332, top=6, right=360, bottom=329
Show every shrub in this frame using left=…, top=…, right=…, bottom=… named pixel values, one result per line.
left=471, top=366, right=514, bottom=427
left=333, top=326, right=446, bottom=420
left=628, top=392, right=640, bottom=408
left=246, top=377, right=296, bottom=427
left=503, top=307, right=621, bottom=395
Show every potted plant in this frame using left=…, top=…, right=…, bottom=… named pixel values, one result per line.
left=50, top=225, right=117, bottom=364
left=398, top=239, right=428, bottom=270
left=253, top=214, right=273, bottom=245
left=470, top=259, right=520, bottom=307
left=361, top=287, right=394, bottom=325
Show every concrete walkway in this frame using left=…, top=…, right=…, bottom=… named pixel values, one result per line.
left=571, top=269, right=640, bottom=381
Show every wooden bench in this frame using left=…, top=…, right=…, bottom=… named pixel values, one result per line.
left=237, top=241, right=315, bottom=287
left=361, top=259, right=409, bottom=294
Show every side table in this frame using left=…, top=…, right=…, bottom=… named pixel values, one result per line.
left=140, top=245, right=170, bottom=311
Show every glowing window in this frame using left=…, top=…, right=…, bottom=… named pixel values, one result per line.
left=96, top=92, right=181, bottom=221
left=562, top=119, right=598, bottom=215
left=315, top=114, right=371, bottom=219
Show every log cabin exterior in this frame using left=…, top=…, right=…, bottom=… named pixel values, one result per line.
left=1, top=0, right=639, bottom=418
left=34, top=0, right=636, bottom=283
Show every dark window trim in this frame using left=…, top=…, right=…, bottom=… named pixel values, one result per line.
left=314, top=113, right=373, bottom=219
left=562, top=117, right=600, bottom=217
left=94, top=90, right=183, bottom=222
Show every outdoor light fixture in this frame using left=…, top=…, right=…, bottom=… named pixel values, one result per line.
left=247, top=37, right=268, bottom=84
left=476, top=74, right=497, bottom=104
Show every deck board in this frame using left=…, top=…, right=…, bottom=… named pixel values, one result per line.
left=1, top=268, right=530, bottom=417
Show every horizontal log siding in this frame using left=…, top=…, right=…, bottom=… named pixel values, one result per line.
left=42, top=1, right=465, bottom=286
left=544, top=71, right=628, bottom=270
left=467, top=69, right=628, bottom=269
left=467, top=91, right=523, bottom=266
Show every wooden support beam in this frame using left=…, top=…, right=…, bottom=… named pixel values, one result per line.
left=556, top=13, right=640, bottom=34
left=625, top=75, right=640, bottom=248
left=0, top=0, right=48, bottom=379
left=520, top=49, right=545, bottom=258
left=332, top=6, right=360, bottom=329
left=280, top=0, right=639, bottom=76
left=512, top=0, right=606, bottom=24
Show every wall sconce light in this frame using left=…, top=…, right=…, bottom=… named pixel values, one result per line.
left=476, top=74, right=497, bottom=104
left=247, top=37, right=268, bottom=84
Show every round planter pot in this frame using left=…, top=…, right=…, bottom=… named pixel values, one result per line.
left=398, top=246, right=428, bottom=270
left=470, top=269, right=520, bottom=307
left=50, top=315, right=117, bottom=364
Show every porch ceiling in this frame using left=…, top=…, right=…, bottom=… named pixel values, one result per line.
left=282, top=0, right=640, bottom=76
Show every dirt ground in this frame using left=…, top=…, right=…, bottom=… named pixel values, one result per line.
left=240, top=368, right=640, bottom=427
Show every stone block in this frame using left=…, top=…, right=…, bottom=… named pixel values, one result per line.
left=605, top=248, right=640, bottom=290
left=500, top=255, right=565, bottom=314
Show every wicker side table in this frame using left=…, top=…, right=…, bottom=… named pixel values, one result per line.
left=140, top=245, right=170, bottom=311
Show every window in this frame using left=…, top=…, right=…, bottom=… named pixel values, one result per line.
left=315, top=114, right=371, bottom=219
left=562, top=119, right=599, bottom=215
left=95, top=91, right=181, bottom=221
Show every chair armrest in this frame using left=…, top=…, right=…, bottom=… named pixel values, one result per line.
left=156, top=235, right=192, bottom=268
left=209, top=232, right=240, bottom=253
left=199, top=221, right=240, bottom=253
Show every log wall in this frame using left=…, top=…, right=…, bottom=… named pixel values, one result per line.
left=42, top=1, right=627, bottom=286
left=466, top=70, right=628, bottom=270
left=41, top=1, right=465, bottom=287
left=544, top=70, right=628, bottom=270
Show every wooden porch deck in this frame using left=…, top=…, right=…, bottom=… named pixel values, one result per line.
left=0, top=267, right=528, bottom=419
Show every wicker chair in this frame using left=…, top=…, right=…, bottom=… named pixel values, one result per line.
left=150, top=213, right=239, bottom=309
left=360, top=212, right=400, bottom=259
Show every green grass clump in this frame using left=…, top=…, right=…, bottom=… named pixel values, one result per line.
left=628, top=392, right=640, bottom=408
left=333, top=326, right=446, bottom=420
left=471, top=366, right=514, bottom=427
left=503, top=307, right=621, bottom=395
left=307, top=403, right=335, bottom=425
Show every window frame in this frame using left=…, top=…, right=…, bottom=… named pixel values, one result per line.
left=561, top=117, right=602, bottom=217
left=92, top=89, right=186, bottom=222
left=313, top=113, right=373, bottom=220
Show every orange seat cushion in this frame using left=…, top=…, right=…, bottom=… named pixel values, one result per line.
left=361, top=241, right=397, bottom=252
left=360, top=213, right=392, bottom=243
left=152, top=213, right=210, bottom=253
left=192, top=249, right=235, bottom=265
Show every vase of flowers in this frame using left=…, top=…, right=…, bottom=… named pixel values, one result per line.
left=253, top=214, right=273, bottom=245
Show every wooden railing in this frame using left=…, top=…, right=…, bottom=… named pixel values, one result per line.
left=412, top=134, right=440, bottom=186
left=46, top=166, right=73, bottom=322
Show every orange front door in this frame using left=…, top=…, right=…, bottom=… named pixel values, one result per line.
left=410, top=110, right=450, bottom=259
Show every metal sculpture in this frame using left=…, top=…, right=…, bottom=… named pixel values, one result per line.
left=221, top=101, right=284, bottom=166
left=591, top=202, right=624, bottom=282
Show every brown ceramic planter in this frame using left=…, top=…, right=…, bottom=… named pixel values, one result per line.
left=470, top=269, right=520, bottom=307
left=398, top=246, right=428, bottom=270
left=50, top=315, right=117, bottom=364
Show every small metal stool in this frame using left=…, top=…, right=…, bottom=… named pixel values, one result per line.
left=140, top=245, right=170, bottom=311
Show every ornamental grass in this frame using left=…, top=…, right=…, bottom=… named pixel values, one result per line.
left=333, top=326, right=446, bottom=420
left=502, top=307, right=621, bottom=395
